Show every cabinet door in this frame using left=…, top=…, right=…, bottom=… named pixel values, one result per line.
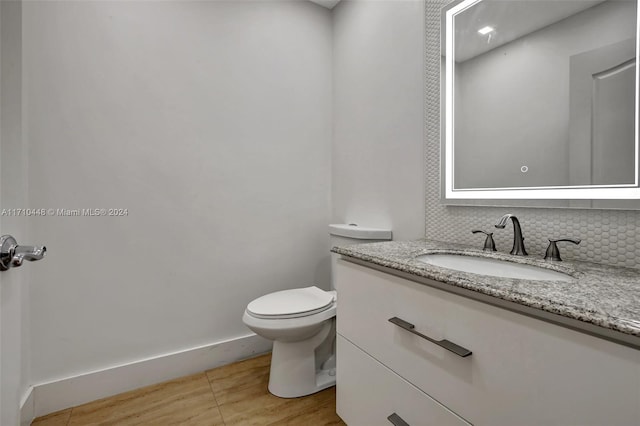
left=336, top=259, right=640, bottom=426
left=337, top=335, right=471, bottom=426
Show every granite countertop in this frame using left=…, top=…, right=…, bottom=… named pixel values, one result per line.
left=331, top=239, right=640, bottom=340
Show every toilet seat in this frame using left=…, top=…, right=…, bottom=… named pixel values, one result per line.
left=247, top=286, right=336, bottom=319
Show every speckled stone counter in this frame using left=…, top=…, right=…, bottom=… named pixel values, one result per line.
left=332, top=239, right=640, bottom=345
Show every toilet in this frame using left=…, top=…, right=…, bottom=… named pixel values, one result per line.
left=242, top=223, right=392, bottom=398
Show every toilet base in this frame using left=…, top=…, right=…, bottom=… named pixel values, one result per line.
left=268, top=367, right=336, bottom=399
left=267, top=320, right=336, bottom=398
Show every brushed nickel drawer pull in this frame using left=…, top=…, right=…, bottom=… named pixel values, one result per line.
left=389, top=316, right=472, bottom=358
left=388, top=413, right=410, bottom=426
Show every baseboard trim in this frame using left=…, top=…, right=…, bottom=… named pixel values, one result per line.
left=19, top=386, right=34, bottom=426
left=30, top=333, right=271, bottom=418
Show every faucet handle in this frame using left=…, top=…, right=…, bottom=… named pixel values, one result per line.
left=544, top=238, right=581, bottom=261
left=472, top=230, right=497, bottom=251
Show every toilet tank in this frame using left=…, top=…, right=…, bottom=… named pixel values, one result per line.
left=329, top=224, right=392, bottom=289
left=329, top=224, right=392, bottom=247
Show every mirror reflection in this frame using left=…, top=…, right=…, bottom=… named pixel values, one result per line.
left=444, top=0, right=639, bottom=199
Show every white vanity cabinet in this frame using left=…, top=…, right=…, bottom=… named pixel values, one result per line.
left=335, top=259, right=640, bottom=426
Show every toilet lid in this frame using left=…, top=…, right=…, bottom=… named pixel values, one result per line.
left=247, top=286, right=335, bottom=319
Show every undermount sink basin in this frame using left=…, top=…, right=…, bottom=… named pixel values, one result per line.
left=416, top=254, right=573, bottom=282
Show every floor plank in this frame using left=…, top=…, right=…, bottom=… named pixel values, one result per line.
left=31, top=409, right=72, bottom=426
left=274, top=388, right=345, bottom=426
left=207, top=353, right=345, bottom=426
left=32, top=352, right=345, bottom=426
left=67, top=373, right=223, bottom=426
left=205, top=354, right=272, bottom=406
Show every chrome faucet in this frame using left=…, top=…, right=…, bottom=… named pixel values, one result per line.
left=495, top=214, right=528, bottom=256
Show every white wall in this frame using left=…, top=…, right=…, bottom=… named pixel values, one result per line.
left=24, top=0, right=332, bottom=384
left=332, top=0, right=425, bottom=241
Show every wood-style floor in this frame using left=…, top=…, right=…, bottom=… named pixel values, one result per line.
left=31, top=353, right=345, bottom=426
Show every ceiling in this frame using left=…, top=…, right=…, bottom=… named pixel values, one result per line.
left=308, top=0, right=342, bottom=10
left=453, top=0, right=607, bottom=62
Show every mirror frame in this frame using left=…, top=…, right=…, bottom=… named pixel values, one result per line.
left=444, top=0, right=640, bottom=200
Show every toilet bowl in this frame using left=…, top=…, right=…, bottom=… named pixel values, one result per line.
left=242, top=223, right=392, bottom=398
left=242, top=286, right=337, bottom=398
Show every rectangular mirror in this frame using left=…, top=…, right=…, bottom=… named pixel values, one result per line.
left=443, top=0, right=640, bottom=203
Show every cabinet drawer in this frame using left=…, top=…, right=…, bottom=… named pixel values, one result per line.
left=336, top=259, right=640, bottom=426
left=337, top=335, right=470, bottom=426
